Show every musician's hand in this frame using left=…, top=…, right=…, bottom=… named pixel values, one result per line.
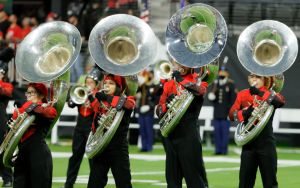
left=250, top=86, right=264, bottom=97
left=166, top=94, right=175, bottom=104
left=242, top=106, right=254, bottom=121
left=172, top=71, right=184, bottom=82
left=95, top=92, right=113, bottom=103
left=25, top=103, right=38, bottom=115
left=140, top=105, right=150, bottom=113
left=155, top=105, right=165, bottom=119
left=95, top=92, right=108, bottom=101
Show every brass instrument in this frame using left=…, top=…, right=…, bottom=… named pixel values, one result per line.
left=85, top=14, right=157, bottom=158
left=0, top=21, right=81, bottom=167
left=69, top=85, right=90, bottom=105
left=154, top=60, right=173, bottom=80
left=160, top=3, right=227, bottom=137
left=234, top=20, right=297, bottom=146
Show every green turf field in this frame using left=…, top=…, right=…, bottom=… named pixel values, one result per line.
left=46, top=141, right=300, bottom=188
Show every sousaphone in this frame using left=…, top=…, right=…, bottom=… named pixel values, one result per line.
left=0, top=21, right=81, bottom=167
left=85, top=14, right=157, bottom=158
left=235, top=20, right=298, bottom=146
left=160, top=3, right=227, bottom=137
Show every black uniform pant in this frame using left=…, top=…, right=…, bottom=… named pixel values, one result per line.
left=239, top=139, right=278, bottom=188
left=0, top=127, right=13, bottom=183
left=164, top=122, right=208, bottom=188
left=13, top=140, right=52, bottom=188
left=65, top=128, right=91, bottom=187
left=87, top=141, right=132, bottom=188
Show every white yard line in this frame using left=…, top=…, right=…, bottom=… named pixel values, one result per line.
left=51, top=152, right=300, bottom=166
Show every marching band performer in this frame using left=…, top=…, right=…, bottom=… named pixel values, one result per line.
left=12, top=83, right=57, bottom=188
left=87, top=74, right=135, bottom=188
left=156, top=61, right=209, bottom=188
left=229, top=74, right=285, bottom=188
left=63, top=67, right=103, bottom=188
left=0, top=46, right=14, bottom=187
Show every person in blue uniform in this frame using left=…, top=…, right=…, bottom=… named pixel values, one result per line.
left=208, top=66, right=237, bottom=155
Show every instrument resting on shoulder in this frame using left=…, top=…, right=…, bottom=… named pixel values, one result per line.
left=0, top=21, right=81, bottom=167
left=234, top=20, right=297, bottom=146
left=159, top=3, right=227, bottom=137
left=85, top=14, right=157, bottom=158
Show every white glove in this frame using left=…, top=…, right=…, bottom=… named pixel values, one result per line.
left=140, top=105, right=150, bottom=113
left=208, top=92, right=216, bottom=101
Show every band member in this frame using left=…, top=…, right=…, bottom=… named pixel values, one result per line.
left=63, top=67, right=102, bottom=188
left=208, top=66, right=237, bottom=155
left=229, top=74, right=285, bottom=188
left=156, top=61, right=209, bottom=188
left=12, top=83, right=57, bottom=188
left=87, top=74, right=135, bottom=188
left=0, top=48, right=14, bottom=187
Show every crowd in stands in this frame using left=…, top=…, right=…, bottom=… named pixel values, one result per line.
left=0, top=0, right=150, bottom=84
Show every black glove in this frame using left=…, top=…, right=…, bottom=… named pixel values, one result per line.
left=172, top=71, right=184, bottom=82
left=88, top=94, right=95, bottom=103
left=242, top=106, right=254, bottom=121
left=154, top=84, right=164, bottom=96
left=250, top=86, right=264, bottom=97
left=68, top=99, right=79, bottom=108
left=166, top=94, right=175, bottom=104
left=95, top=92, right=113, bottom=103
left=25, top=103, right=38, bottom=115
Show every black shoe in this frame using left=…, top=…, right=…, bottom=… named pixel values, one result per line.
left=2, top=181, right=12, bottom=187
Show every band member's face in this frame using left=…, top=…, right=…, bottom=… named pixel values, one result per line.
left=85, top=77, right=97, bottom=91
left=248, top=74, right=264, bottom=88
left=172, top=62, right=190, bottom=75
left=25, top=87, right=43, bottom=103
left=103, top=79, right=116, bottom=95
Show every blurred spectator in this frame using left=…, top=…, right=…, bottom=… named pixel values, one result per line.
left=104, top=0, right=120, bottom=16
left=83, top=2, right=103, bottom=39
left=0, top=7, right=10, bottom=38
left=119, top=0, right=138, bottom=15
left=46, top=12, right=60, bottom=22
left=140, top=0, right=150, bottom=23
left=208, top=62, right=237, bottom=155
left=67, top=0, right=84, bottom=18
left=30, top=16, right=39, bottom=30
left=21, top=16, right=32, bottom=38
left=68, top=14, right=85, bottom=83
left=6, top=14, right=23, bottom=43
left=77, top=56, right=96, bottom=85
left=136, top=70, right=159, bottom=152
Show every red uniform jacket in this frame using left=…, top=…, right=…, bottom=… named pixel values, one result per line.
left=158, top=73, right=208, bottom=114
left=78, top=89, right=98, bottom=117
left=0, top=80, right=13, bottom=98
left=12, top=101, right=57, bottom=142
left=229, top=86, right=285, bottom=122
left=90, top=95, right=135, bottom=132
